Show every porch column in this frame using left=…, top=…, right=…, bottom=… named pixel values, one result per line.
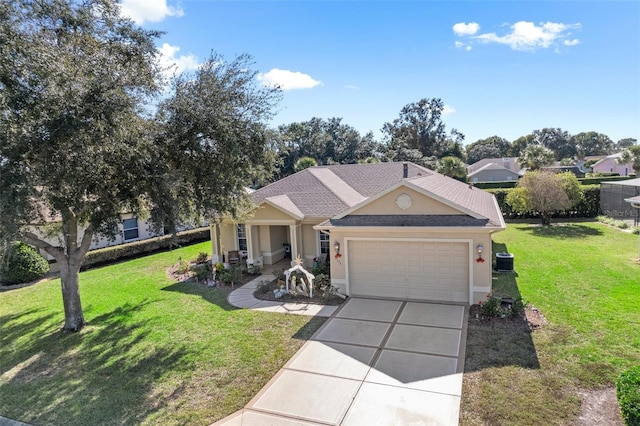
left=245, top=224, right=254, bottom=264
left=289, top=224, right=299, bottom=266
left=210, top=223, right=221, bottom=263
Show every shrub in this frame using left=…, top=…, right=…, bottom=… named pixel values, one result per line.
left=195, top=252, right=209, bottom=264
left=617, top=366, right=640, bottom=425
left=0, top=241, right=49, bottom=285
left=82, top=227, right=210, bottom=269
left=176, top=258, right=190, bottom=275
left=487, top=185, right=600, bottom=219
left=257, top=280, right=271, bottom=294
left=479, top=294, right=500, bottom=317
left=311, top=257, right=329, bottom=276
left=191, top=264, right=209, bottom=281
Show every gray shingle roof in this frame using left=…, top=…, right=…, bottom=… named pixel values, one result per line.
left=321, top=215, right=491, bottom=227
left=252, top=162, right=505, bottom=228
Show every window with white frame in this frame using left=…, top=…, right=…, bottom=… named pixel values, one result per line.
left=237, top=224, right=247, bottom=251
left=319, top=232, right=330, bottom=255
left=123, top=218, right=139, bottom=241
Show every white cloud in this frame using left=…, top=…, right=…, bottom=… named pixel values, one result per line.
left=158, top=43, right=200, bottom=79
left=475, top=21, right=581, bottom=51
left=454, top=41, right=472, bottom=51
left=344, top=84, right=360, bottom=90
left=120, top=0, right=184, bottom=25
left=564, top=38, right=580, bottom=46
left=453, top=22, right=480, bottom=36
left=256, top=69, right=322, bottom=91
left=443, top=105, right=456, bottom=115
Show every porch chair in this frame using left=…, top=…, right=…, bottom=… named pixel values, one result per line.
left=228, top=250, right=241, bottom=266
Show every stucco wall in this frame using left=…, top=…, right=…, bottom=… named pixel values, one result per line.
left=268, top=225, right=288, bottom=264
left=300, top=224, right=318, bottom=266
left=352, top=187, right=462, bottom=216
left=593, top=159, right=633, bottom=176
left=328, top=227, right=495, bottom=304
left=250, top=203, right=297, bottom=221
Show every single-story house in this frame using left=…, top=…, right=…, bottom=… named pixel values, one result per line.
left=592, top=153, right=634, bottom=176
left=540, top=165, right=586, bottom=178
left=467, top=157, right=521, bottom=174
left=468, top=162, right=521, bottom=183
left=210, top=162, right=506, bottom=305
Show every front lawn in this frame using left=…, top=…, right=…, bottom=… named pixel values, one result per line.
left=461, top=222, right=640, bottom=425
left=0, top=242, right=324, bottom=425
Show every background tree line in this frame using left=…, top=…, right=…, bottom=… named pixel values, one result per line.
left=267, top=99, right=636, bottom=182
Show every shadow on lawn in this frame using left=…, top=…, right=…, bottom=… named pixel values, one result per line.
left=0, top=302, right=190, bottom=425
left=463, top=242, right=540, bottom=373
left=161, top=280, right=238, bottom=311
left=517, top=223, right=603, bottom=239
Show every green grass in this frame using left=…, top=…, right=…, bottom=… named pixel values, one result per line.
left=0, top=242, right=324, bottom=425
left=461, top=222, right=640, bottom=425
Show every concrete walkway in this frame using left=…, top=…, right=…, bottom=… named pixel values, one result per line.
left=218, top=290, right=468, bottom=426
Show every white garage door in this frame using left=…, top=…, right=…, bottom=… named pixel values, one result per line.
left=348, top=240, right=469, bottom=303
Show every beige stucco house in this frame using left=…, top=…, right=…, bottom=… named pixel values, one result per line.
left=210, top=162, right=506, bottom=305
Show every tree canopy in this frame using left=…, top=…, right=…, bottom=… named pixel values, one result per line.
left=274, top=117, right=380, bottom=178
left=506, top=171, right=582, bottom=225
left=573, top=131, right=614, bottom=157
left=466, top=136, right=510, bottom=164
left=517, top=145, right=556, bottom=171
left=382, top=98, right=465, bottom=166
left=0, top=0, right=280, bottom=331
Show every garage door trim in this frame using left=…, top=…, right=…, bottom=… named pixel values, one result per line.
left=344, top=237, right=473, bottom=304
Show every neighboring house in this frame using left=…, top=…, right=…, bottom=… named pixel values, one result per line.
left=211, top=162, right=506, bottom=305
left=468, top=163, right=520, bottom=183
left=467, top=157, right=521, bottom=174
left=540, top=165, right=585, bottom=178
left=592, top=153, right=634, bottom=176
left=33, top=212, right=199, bottom=262
left=466, top=157, right=522, bottom=183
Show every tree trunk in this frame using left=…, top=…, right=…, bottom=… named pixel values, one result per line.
left=23, top=211, right=93, bottom=332
left=59, top=259, right=85, bottom=332
left=541, top=212, right=551, bottom=226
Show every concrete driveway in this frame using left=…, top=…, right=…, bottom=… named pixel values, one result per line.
left=216, top=298, right=468, bottom=426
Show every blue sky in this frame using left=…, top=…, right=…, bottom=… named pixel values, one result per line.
left=121, top=1, right=640, bottom=146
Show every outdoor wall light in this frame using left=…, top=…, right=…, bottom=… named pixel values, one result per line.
left=476, top=243, right=485, bottom=263
left=334, top=241, right=341, bottom=254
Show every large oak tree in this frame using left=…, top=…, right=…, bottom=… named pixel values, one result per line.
left=0, top=0, right=280, bottom=332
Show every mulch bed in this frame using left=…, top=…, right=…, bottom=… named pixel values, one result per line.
left=469, top=303, right=548, bottom=331
left=253, top=279, right=346, bottom=306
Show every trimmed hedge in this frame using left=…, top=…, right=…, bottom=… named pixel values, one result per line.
left=473, top=175, right=635, bottom=190
left=0, top=241, right=50, bottom=285
left=82, top=227, right=210, bottom=270
left=617, top=366, right=640, bottom=426
left=486, top=185, right=600, bottom=219
left=473, top=181, right=518, bottom=189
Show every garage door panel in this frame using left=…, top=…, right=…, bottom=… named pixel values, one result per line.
left=348, top=240, right=469, bottom=303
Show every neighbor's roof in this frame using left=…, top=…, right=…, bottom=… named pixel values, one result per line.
left=625, top=195, right=640, bottom=206
left=251, top=162, right=505, bottom=228
left=467, top=157, right=521, bottom=174
left=602, top=178, right=640, bottom=187
left=467, top=162, right=520, bottom=178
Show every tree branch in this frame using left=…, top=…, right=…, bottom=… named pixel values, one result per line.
left=22, top=231, right=64, bottom=260
left=78, top=223, right=94, bottom=257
